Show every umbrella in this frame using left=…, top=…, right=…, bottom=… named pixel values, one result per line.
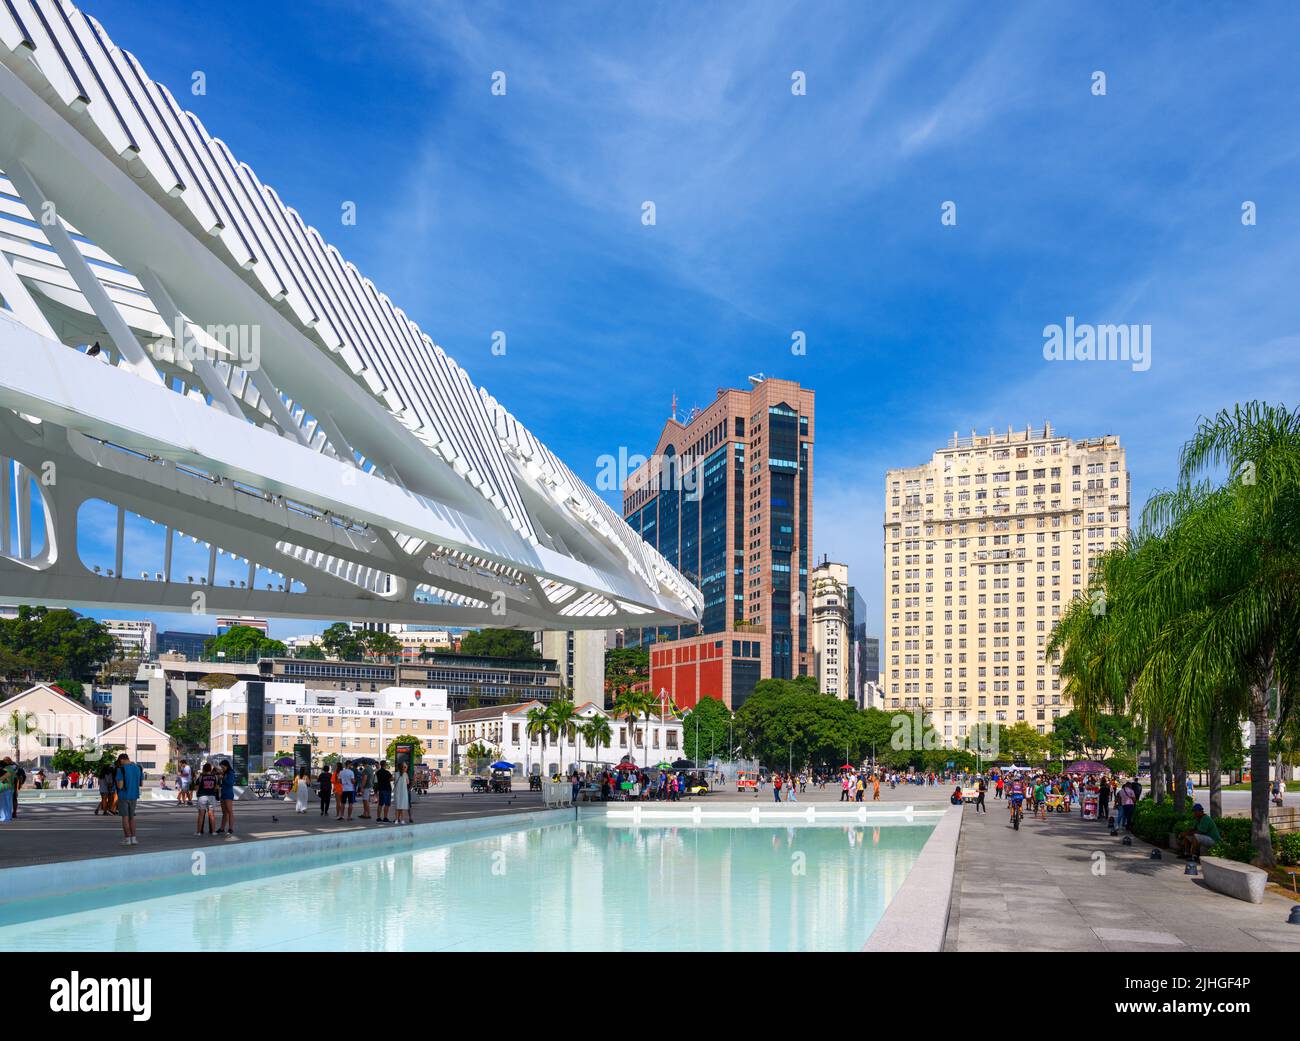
left=672, top=758, right=695, bottom=769
left=1067, top=760, right=1110, bottom=774
left=840, top=763, right=855, bottom=770
left=655, top=761, right=673, bottom=770
left=274, top=756, right=294, bottom=767
left=489, top=761, right=514, bottom=771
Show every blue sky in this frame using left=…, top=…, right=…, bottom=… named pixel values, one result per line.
left=38, top=1, right=1300, bottom=638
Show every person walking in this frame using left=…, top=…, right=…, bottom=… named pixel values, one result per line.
left=0, top=758, right=15, bottom=822
left=317, top=766, right=333, bottom=817
left=872, top=773, right=881, bottom=802
left=840, top=772, right=851, bottom=802
left=195, top=763, right=219, bottom=834
left=179, top=760, right=192, bottom=806
left=293, top=767, right=311, bottom=814
left=975, top=774, right=987, bottom=813
left=216, top=761, right=237, bottom=837
left=787, top=774, right=798, bottom=803
left=1097, top=775, right=1111, bottom=821
left=994, top=774, right=1004, bottom=800
left=358, top=761, right=374, bottom=820
left=114, top=752, right=144, bottom=846
left=374, top=761, right=393, bottom=823
left=338, top=760, right=356, bottom=821
left=772, top=772, right=783, bottom=803
left=95, top=765, right=115, bottom=815
left=393, top=761, right=411, bottom=824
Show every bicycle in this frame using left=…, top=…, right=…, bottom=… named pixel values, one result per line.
left=1010, top=797, right=1024, bottom=831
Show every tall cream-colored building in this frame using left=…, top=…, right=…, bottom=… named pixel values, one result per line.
left=881, top=424, right=1129, bottom=745
left=811, top=560, right=852, bottom=699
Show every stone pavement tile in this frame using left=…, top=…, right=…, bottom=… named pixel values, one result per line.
left=1093, top=927, right=1185, bottom=946
left=954, top=896, right=1009, bottom=912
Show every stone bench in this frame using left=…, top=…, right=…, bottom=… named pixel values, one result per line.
left=1200, top=856, right=1267, bottom=904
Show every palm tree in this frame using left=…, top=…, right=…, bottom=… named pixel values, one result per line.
left=1049, top=402, right=1299, bottom=865
left=548, top=698, right=577, bottom=775
left=0, top=708, right=45, bottom=764
left=525, top=705, right=551, bottom=777
left=612, top=690, right=648, bottom=767
left=581, top=715, right=612, bottom=765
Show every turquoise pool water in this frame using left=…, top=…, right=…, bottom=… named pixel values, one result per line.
left=0, top=818, right=935, bottom=951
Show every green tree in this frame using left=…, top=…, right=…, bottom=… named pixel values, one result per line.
left=294, top=642, right=325, bottom=660
left=167, top=706, right=211, bottom=754
left=548, top=697, right=577, bottom=772
left=0, top=707, right=45, bottom=764
left=204, top=624, right=286, bottom=661
left=525, top=706, right=552, bottom=773
left=580, top=715, right=612, bottom=763
left=1049, top=402, right=1299, bottom=865
left=457, top=629, right=539, bottom=659
left=385, top=735, right=426, bottom=762
left=320, top=623, right=366, bottom=661
left=0, top=606, right=117, bottom=692
left=681, top=696, right=732, bottom=762
left=612, top=689, right=651, bottom=766
left=362, top=630, right=402, bottom=661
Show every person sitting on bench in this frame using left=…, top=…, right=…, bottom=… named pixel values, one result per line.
left=1178, top=803, right=1221, bottom=861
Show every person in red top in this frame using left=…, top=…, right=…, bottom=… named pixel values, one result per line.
left=995, top=775, right=1004, bottom=800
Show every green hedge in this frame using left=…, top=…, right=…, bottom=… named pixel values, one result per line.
left=1279, top=831, right=1300, bottom=867
left=1130, top=798, right=1275, bottom=863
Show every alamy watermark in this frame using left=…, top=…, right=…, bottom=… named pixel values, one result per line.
left=1043, top=316, right=1150, bottom=372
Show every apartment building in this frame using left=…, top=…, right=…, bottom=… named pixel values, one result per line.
left=881, top=423, right=1129, bottom=745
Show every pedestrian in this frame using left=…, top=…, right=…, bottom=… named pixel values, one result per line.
left=1097, top=776, right=1111, bottom=821
left=338, top=760, right=356, bottom=821
left=772, top=772, right=783, bottom=803
left=216, top=760, right=237, bottom=837
left=195, top=763, right=219, bottom=835
left=8, top=759, right=24, bottom=818
left=114, top=752, right=144, bottom=846
left=840, top=772, right=851, bottom=802
left=855, top=774, right=865, bottom=802
left=975, top=774, right=987, bottom=813
left=375, top=760, right=393, bottom=823
left=0, top=758, right=15, bottom=822
left=787, top=774, right=797, bottom=802
left=317, top=765, right=333, bottom=816
left=293, top=767, right=311, bottom=814
left=97, top=765, right=116, bottom=815
left=872, top=773, right=881, bottom=801
left=358, top=761, right=374, bottom=820
left=995, top=774, right=1004, bottom=800
left=179, top=760, right=192, bottom=806
left=393, top=760, right=410, bottom=824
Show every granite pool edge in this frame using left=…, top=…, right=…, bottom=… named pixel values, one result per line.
left=861, top=802, right=964, bottom=952
left=0, top=806, right=572, bottom=906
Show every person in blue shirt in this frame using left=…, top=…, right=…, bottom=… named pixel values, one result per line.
left=114, top=753, right=144, bottom=847
left=217, top=761, right=237, bottom=837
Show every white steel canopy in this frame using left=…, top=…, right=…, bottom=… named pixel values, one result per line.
left=0, top=0, right=701, bottom=629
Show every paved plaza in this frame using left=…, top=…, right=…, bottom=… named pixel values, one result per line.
left=6, top=775, right=1297, bottom=954
left=944, top=794, right=1300, bottom=952
left=0, top=783, right=545, bottom=870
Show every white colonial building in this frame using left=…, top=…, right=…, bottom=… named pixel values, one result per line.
left=453, top=700, right=684, bottom=775
left=211, top=681, right=452, bottom=770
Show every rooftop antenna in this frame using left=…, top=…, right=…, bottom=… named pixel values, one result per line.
left=747, top=372, right=767, bottom=386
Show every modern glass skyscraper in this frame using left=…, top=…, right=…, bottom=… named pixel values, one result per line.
left=623, top=377, right=814, bottom=709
